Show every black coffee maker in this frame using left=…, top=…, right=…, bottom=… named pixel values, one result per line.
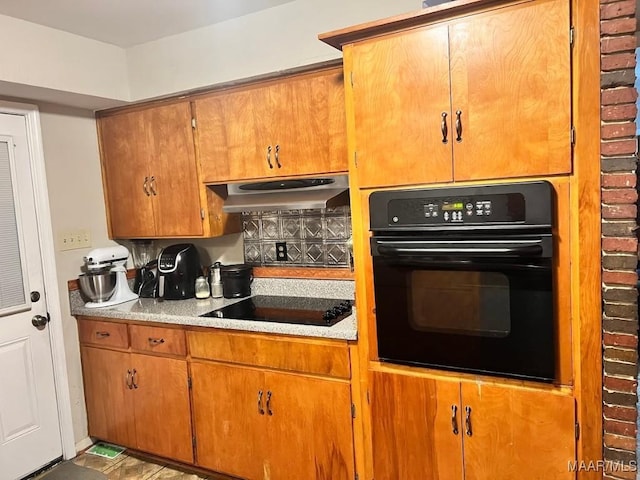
left=157, top=244, right=201, bottom=300
left=131, top=240, right=158, bottom=298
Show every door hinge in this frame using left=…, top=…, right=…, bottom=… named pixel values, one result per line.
left=575, top=422, right=580, bottom=440
left=366, top=390, right=370, bottom=404
left=354, top=151, right=358, bottom=168
left=200, top=208, right=206, bottom=220
left=570, top=126, right=575, bottom=146
left=350, top=71, right=354, bottom=88
left=351, top=404, right=356, bottom=419
left=188, top=376, right=192, bottom=389
left=191, top=117, right=197, bottom=129
left=192, top=436, right=197, bottom=448
left=569, top=26, right=574, bottom=47
left=355, top=473, right=359, bottom=480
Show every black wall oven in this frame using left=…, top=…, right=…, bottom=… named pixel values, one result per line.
left=369, top=181, right=556, bottom=382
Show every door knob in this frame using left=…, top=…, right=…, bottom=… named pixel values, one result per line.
left=31, top=314, right=50, bottom=330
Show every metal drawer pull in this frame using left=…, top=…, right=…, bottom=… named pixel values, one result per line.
left=441, top=112, right=448, bottom=143
left=149, top=176, right=157, bottom=196
left=451, top=405, right=458, bottom=435
left=148, top=337, right=165, bottom=345
left=143, top=176, right=150, bottom=196
left=455, top=110, right=463, bottom=142
left=257, top=390, right=265, bottom=415
left=465, top=406, right=472, bottom=436
left=95, top=331, right=110, bottom=338
left=266, top=146, right=273, bottom=169
left=274, top=145, right=281, bottom=168
left=126, top=369, right=133, bottom=389
left=266, top=390, right=273, bottom=415
left=131, top=369, right=138, bottom=389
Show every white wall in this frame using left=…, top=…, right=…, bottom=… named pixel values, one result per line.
left=36, top=103, right=116, bottom=447
left=126, top=0, right=420, bottom=100
left=0, top=14, right=129, bottom=108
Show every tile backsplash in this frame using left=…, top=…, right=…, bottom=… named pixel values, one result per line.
left=242, top=206, right=352, bottom=267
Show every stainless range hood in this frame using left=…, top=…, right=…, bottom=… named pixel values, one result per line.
left=222, top=175, right=349, bottom=213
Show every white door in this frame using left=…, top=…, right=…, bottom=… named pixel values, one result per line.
left=0, top=113, right=62, bottom=480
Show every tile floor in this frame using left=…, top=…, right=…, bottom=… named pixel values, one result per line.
left=44, top=451, right=235, bottom=480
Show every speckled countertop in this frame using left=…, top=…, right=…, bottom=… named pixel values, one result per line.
left=70, top=277, right=357, bottom=341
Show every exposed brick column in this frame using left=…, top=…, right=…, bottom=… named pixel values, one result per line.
left=600, top=0, right=639, bottom=478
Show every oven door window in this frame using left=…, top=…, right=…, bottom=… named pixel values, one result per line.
left=408, top=270, right=510, bottom=337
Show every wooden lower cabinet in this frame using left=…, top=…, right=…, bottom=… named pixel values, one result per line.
left=370, top=370, right=576, bottom=480
left=80, top=346, right=193, bottom=463
left=81, top=347, right=136, bottom=447
left=191, top=361, right=355, bottom=480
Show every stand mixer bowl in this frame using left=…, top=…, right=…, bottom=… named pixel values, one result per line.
left=79, top=271, right=117, bottom=303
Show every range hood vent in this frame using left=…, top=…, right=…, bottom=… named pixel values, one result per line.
left=222, top=175, right=349, bottom=213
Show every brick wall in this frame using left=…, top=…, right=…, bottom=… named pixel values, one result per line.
left=600, top=0, right=639, bottom=477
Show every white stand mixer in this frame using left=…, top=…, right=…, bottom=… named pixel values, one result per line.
left=82, top=245, right=138, bottom=308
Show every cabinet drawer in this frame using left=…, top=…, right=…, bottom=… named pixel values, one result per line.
left=130, top=324, right=186, bottom=356
left=78, top=318, right=128, bottom=348
left=187, top=330, right=350, bottom=379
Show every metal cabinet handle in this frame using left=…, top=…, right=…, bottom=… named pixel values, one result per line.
left=143, top=176, right=150, bottom=196
left=266, top=146, right=273, bottom=169
left=266, top=390, right=273, bottom=415
left=126, top=369, right=133, bottom=389
left=451, top=405, right=459, bottom=435
left=257, top=390, right=265, bottom=415
left=441, top=112, right=448, bottom=144
left=149, top=176, right=157, bottom=196
left=131, top=368, right=138, bottom=389
left=148, top=337, right=165, bottom=345
left=464, top=406, right=472, bottom=436
left=274, top=145, right=281, bottom=168
left=95, top=331, right=110, bottom=338
left=455, top=110, right=463, bottom=142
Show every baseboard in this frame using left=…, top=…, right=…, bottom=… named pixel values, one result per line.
left=74, top=436, right=94, bottom=455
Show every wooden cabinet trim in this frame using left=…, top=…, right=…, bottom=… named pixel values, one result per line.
left=319, top=0, right=525, bottom=49
left=187, top=329, right=351, bottom=379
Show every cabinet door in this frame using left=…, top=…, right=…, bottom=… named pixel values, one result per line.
left=144, top=102, right=204, bottom=237
left=461, top=383, right=575, bottom=480
left=190, top=362, right=265, bottom=479
left=264, top=371, right=355, bottom=480
left=98, top=111, right=156, bottom=238
left=80, top=347, right=136, bottom=448
left=195, top=88, right=273, bottom=182
left=348, top=24, right=453, bottom=189
left=270, top=69, right=347, bottom=177
left=370, top=370, right=463, bottom=480
left=131, top=354, right=193, bottom=464
left=449, top=0, right=571, bottom=180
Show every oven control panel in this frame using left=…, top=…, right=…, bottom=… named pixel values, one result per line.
left=387, top=193, right=526, bottom=226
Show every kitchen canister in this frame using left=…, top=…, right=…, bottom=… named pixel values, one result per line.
left=220, top=264, right=253, bottom=298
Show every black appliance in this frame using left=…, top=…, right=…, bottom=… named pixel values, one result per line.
left=135, top=259, right=159, bottom=298
left=369, top=181, right=555, bottom=382
left=157, top=243, right=201, bottom=300
left=201, top=295, right=353, bottom=327
left=220, top=264, right=253, bottom=298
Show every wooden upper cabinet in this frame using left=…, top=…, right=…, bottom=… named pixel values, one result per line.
left=449, top=0, right=571, bottom=181
left=194, top=66, right=348, bottom=183
left=348, top=24, right=454, bottom=189
left=461, top=382, right=575, bottom=480
left=370, top=370, right=463, bottom=480
left=98, top=102, right=216, bottom=238
left=342, top=0, right=571, bottom=189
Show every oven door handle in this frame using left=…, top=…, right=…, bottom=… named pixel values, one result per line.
left=375, top=241, right=544, bottom=257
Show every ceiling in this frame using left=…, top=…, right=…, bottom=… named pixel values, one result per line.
left=0, top=0, right=294, bottom=47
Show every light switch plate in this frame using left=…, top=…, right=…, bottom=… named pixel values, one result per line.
left=59, top=229, right=92, bottom=251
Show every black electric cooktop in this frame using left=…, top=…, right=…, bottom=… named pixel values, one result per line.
left=200, top=295, right=353, bottom=327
